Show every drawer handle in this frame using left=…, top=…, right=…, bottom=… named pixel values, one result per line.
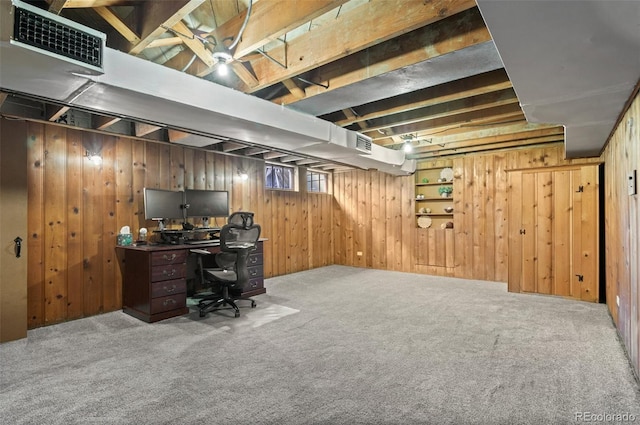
left=163, top=298, right=177, bottom=306
left=164, top=285, right=177, bottom=293
left=249, top=257, right=257, bottom=264
left=249, top=269, right=258, bottom=277
left=163, top=253, right=177, bottom=261
left=250, top=281, right=257, bottom=288
left=163, top=269, right=177, bottom=277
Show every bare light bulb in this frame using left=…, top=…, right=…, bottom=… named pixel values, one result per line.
left=218, top=62, right=229, bottom=76
left=403, top=142, right=413, bottom=153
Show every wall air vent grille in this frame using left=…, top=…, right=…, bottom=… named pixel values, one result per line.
left=13, top=6, right=103, bottom=70
left=355, top=134, right=372, bottom=154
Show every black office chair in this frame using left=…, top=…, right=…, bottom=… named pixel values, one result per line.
left=192, top=212, right=261, bottom=318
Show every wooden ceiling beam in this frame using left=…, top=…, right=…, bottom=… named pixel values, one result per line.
left=420, top=122, right=564, bottom=146
left=167, top=0, right=346, bottom=77
left=364, top=88, right=519, bottom=135
left=171, top=20, right=215, bottom=68
left=245, top=147, right=271, bottom=156
left=412, top=137, right=564, bottom=160
left=222, top=142, right=245, bottom=152
left=369, top=103, right=526, bottom=143
left=128, top=0, right=206, bottom=55
left=272, top=7, right=490, bottom=105
left=263, top=152, right=288, bottom=160
left=235, top=0, right=478, bottom=93
left=49, top=1, right=138, bottom=7
left=93, top=115, right=121, bottom=130
left=281, top=79, right=306, bottom=100
left=145, top=37, right=183, bottom=50
left=135, top=122, right=162, bottom=137
left=46, top=105, right=70, bottom=122
left=94, top=6, right=141, bottom=45
left=333, top=69, right=512, bottom=127
left=411, top=128, right=565, bottom=154
left=231, top=0, right=349, bottom=60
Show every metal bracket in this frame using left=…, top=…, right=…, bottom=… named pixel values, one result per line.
left=519, top=229, right=526, bottom=235
left=576, top=185, right=584, bottom=193
left=575, top=274, right=584, bottom=282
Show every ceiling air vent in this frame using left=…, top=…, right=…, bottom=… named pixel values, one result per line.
left=355, top=133, right=372, bottom=154
left=10, top=0, right=105, bottom=74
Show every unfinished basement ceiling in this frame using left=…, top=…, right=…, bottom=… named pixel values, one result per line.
left=2, top=0, right=636, bottom=166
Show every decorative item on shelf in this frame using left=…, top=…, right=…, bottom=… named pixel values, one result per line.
left=422, top=177, right=429, bottom=183
left=419, top=207, right=427, bottom=214
left=417, top=216, right=432, bottom=228
left=440, top=221, right=454, bottom=229
left=425, top=207, right=431, bottom=214
left=416, top=194, right=425, bottom=200
left=444, top=206, right=454, bottom=213
left=438, top=186, right=453, bottom=198
left=440, top=167, right=454, bottom=182
left=438, top=178, right=446, bottom=183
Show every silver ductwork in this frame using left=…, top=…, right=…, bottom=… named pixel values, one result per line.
left=0, top=0, right=415, bottom=175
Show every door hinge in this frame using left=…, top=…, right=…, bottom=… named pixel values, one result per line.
left=576, top=185, right=584, bottom=193
left=519, top=229, right=526, bottom=235
left=575, top=274, right=584, bottom=282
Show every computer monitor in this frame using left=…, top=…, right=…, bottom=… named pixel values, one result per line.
left=143, top=188, right=184, bottom=220
left=184, top=189, right=229, bottom=219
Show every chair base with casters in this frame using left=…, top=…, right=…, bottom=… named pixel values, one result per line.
left=197, top=281, right=256, bottom=318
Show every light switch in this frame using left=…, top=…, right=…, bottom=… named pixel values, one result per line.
left=629, top=170, right=637, bottom=196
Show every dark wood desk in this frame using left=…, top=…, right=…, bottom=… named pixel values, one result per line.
left=118, top=241, right=265, bottom=323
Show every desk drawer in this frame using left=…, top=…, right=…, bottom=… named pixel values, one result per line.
left=247, top=253, right=262, bottom=267
left=151, top=250, right=187, bottom=266
left=246, top=277, right=264, bottom=292
left=151, top=263, right=186, bottom=282
left=151, top=293, right=187, bottom=314
left=248, top=264, right=263, bottom=279
left=151, top=278, right=186, bottom=298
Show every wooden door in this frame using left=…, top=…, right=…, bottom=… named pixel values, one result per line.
left=508, top=165, right=599, bottom=302
left=0, top=118, right=28, bottom=341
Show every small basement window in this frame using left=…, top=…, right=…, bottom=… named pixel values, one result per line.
left=307, top=170, right=328, bottom=193
left=265, top=163, right=296, bottom=190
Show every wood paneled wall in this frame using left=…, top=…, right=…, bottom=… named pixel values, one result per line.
left=601, top=88, right=640, bottom=376
left=20, top=121, right=333, bottom=328
left=333, top=145, right=598, bottom=281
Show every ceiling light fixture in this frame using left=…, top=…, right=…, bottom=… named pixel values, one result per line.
left=403, top=141, right=413, bottom=153
left=213, top=51, right=232, bottom=76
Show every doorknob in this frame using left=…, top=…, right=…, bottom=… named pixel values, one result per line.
left=14, top=236, right=22, bottom=258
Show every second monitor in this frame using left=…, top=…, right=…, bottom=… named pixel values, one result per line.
left=184, top=189, right=229, bottom=219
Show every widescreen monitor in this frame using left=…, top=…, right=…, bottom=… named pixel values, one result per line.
left=184, top=189, right=229, bottom=218
left=143, top=188, right=184, bottom=220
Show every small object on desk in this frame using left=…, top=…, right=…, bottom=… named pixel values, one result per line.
left=182, top=222, right=194, bottom=230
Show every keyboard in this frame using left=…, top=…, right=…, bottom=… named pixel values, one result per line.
left=185, top=239, right=219, bottom=245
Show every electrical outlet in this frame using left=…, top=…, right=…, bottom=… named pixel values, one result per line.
left=628, top=170, right=637, bottom=196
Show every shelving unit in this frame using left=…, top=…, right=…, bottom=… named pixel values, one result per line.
left=414, top=162, right=454, bottom=229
